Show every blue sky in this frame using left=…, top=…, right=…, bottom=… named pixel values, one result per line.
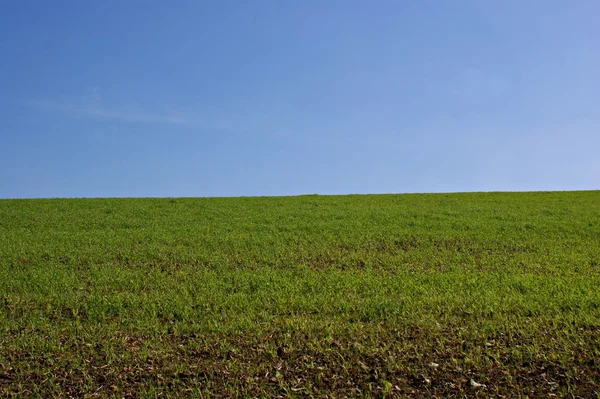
left=1, top=1, right=598, bottom=198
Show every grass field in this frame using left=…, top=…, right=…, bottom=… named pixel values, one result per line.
left=1, top=191, right=599, bottom=397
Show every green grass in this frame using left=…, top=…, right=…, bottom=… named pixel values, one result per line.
left=1, top=191, right=599, bottom=397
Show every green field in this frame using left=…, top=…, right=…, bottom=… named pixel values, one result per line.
left=1, top=191, right=599, bottom=397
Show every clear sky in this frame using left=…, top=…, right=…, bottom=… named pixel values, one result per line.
left=1, top=1, right=598, bottom=198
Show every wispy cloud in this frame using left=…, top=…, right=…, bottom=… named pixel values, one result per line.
left=33, top=99, right=191, bottom=126
left=28, top=88, right=299, bottom=138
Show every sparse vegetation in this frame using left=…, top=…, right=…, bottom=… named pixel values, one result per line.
left=1, top=191, right=599, bottom=397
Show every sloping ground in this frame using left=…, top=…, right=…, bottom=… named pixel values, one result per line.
left=1, top=191, right=599, bottom=397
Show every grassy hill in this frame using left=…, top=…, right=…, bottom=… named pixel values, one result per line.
left=1, top=191, right=599, bottom=397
